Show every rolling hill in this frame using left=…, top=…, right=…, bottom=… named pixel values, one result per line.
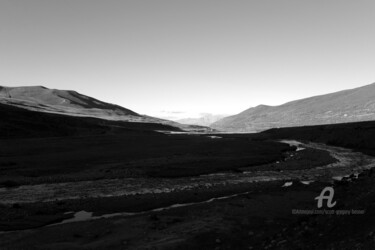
left=212, top=82, right=375, bottom=132
left=0, top=86, right=211, bottom=133
left=0, top=85, right=147, bottom=121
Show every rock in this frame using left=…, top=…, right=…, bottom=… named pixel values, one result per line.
left=277, top=240, right=287, bottom=245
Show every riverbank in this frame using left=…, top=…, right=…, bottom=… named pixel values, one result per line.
left=1, top=169, right=374, bottom=250
left=1, top=140, right=375, bottom=249
left=0, top=140, right=341, bottom=232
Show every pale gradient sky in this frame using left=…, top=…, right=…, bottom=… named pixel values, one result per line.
left=1, top=0, right=375, bottom=119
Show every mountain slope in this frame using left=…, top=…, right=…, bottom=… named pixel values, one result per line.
left=0, top=86, right=143, bottom=120
left=0, top=85, right=211, bottom=133
left=0, top=102, right=182, bottom=139
left=212, top=82, right=375, bottom=132
left=176, top=114, right=227, bottom=126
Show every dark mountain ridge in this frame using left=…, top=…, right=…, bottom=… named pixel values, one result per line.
left=0, top=102, right=181, bottom=139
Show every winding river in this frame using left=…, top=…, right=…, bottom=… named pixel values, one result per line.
left=1, top=140, right=374, bottom=205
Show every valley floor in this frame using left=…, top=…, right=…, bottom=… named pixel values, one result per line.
left=1, top=138, right=375, bottom=249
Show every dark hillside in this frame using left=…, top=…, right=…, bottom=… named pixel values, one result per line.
left=0, top=103, right=180, bottom=139
left=261, top=120, right=375, bottom=156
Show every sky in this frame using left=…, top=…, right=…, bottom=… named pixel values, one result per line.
left=1, top=0, right=375, bottom=120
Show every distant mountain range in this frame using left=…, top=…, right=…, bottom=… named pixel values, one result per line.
left=0, top=86, right=211, bottom=133
left=4, top=83, right=375, bottom=134
left=212, top=83, right=375, bottom=132
left=176, top=114, right=227, bottom=126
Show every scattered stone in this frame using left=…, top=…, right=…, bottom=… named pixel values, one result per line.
left=277, top=240, right=287, bottom=245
